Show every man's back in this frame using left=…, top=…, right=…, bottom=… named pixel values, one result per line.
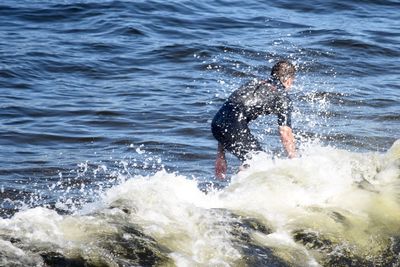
left=216, top=78, right=292, bottom=126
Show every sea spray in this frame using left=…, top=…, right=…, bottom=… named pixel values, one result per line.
left=220, top=140, right=400, bottom=266
left=0, top=140, right=399, bottom=266
left=101, top=171, right=242, bottom=266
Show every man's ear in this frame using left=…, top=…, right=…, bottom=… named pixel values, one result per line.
left=282, top=78, right=293, bottom=89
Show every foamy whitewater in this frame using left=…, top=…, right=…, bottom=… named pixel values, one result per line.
left=1, top=0, right=399, bottom=266
left=1, top=140, right=399, bottom=266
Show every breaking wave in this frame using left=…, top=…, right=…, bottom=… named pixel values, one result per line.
left=1, top=139, right=399, bottom=266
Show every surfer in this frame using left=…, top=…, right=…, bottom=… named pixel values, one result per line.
left=211, top=60, right=297, bottom=179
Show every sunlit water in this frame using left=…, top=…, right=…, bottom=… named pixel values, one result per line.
left=1, top=141, right=399, bottom=266
left=0, top=0, right=399, bottom=266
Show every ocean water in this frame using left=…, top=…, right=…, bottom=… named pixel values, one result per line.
left=0, top=0, right=399, bottom=266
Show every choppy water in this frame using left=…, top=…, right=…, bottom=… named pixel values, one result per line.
left=0, top=0, right=399, bottom=266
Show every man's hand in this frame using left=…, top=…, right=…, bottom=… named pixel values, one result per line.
left=279, top=126, right=297, bottom=158
left=215, top=143, right=227, bottom=180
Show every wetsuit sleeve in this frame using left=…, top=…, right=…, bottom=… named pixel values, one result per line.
left=277, top=96, right=292, bottom=128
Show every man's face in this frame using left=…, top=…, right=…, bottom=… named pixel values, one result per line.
left=283, top=77, right=294, bottom=89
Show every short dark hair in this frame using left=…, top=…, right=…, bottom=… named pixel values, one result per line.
left=271, top=60, right=296, bottom=82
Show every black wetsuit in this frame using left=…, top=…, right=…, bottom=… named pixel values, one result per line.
left=211, top=78, right=293, bottom=161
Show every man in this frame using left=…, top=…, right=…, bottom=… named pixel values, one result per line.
left=211, top=60, right=297, bottom=179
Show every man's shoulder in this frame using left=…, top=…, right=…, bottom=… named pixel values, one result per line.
left=237, top=78, right=272, bottom=92
left=248, top=78, right=270, bottom=86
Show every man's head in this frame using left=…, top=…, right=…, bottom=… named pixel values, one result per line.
left=271, top=60, right=296, bottom=88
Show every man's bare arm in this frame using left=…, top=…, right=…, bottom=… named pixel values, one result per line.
left=279, top=126, right=297, bottom=158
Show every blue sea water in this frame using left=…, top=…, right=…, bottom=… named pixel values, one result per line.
left=0, top=0, right=399, bottom=266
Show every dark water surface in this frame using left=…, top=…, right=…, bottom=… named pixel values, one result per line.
left=1, top=0, right=399, bottom=205
left=0, top=0, right=399, bottom=265
left=1, top=0, right=399, bottom=209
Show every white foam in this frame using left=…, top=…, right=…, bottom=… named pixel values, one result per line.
left=0, top=140, right=399, bottom=265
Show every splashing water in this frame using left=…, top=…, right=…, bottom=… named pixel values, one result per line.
left=0, top=140, right=399, bottom=266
